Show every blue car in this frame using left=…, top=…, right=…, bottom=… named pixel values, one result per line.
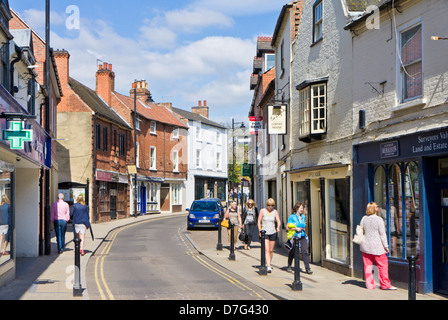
left=187, top=199, right=221, bottom=230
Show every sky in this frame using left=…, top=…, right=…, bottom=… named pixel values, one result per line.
left=10, top=0, right=287, bottom=127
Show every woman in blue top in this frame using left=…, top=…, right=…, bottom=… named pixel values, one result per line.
left=287, top=201, right=312, bottom=274
left=0, top=195, right=11, bottom=257
left=70, top=194, right=94, bottom=256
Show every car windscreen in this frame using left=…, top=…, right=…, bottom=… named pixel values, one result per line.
left=191, top=202, right=218, bottom=212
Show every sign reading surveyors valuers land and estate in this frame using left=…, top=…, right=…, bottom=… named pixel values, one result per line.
left=356, top=127, right=448, bottom=164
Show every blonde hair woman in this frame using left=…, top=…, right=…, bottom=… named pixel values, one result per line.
left=360, top=202, right=396, bottom=290
left=70, top=194, right=94, bottom=256
left=257, top=198, right=281, bottom=273
left=224, top=201, right=242, bottom=250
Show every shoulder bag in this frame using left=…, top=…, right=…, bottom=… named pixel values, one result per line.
left=353, top=217, right=365, bottom=245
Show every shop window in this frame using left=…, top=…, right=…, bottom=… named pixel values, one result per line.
left=172, top=184, right=182, bottom=205
left=146, top=183, right=159, bottom=212
left=373, top=161, right=420, bottom=260
left=439, top=158, right=448, bottom=176
left=0, top=171, right=12, bottom=264
left=98, top=181, right=109, bottom=213
left=326, top=178, right=349, bottom=264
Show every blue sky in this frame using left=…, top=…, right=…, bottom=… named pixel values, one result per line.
left=10, top=0, right=287, bottom=127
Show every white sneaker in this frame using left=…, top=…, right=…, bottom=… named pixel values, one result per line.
left=267, top=266, right=272, bottom=273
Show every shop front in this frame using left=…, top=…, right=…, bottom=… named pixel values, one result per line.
left=95, top=169, right=128, bottom=222
left=289, top=164, right=351, bottom=275
left=0, top=84, right=51, bottom=286
left=353, top=126, right=448, bottom=294
left=136, top=176, right=162, bottom=215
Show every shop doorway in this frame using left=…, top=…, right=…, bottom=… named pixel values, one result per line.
left=437, top=183, right=448, bottom=294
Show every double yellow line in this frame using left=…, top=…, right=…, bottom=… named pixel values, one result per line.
left=93, top=227, right=124, bottom=300
left=187, top=249, right=263, bottom=299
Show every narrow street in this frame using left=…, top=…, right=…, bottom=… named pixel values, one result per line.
left=85, top=215, right=277, bottom=300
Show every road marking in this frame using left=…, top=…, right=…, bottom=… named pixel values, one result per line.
left=92, top=216, right=181, bottom=300
left=179, top=225, right=263, bottom=299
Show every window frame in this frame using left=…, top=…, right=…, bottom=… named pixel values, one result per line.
left=297, top=79, right=327, bottom=142
left=150, top=146, right=156, bottom=170
left=173, top=150, right=179, bottom=172
left=397, top=18, right=423, bottom=104
left=313, top=0, right=323, bottom=43
left=150, top=121, right=157, bottom=135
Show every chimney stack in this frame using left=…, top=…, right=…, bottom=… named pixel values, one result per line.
left=95, top=62, right=115, bottom=106
left=191, top=100, right=209, bottom=119
left=54, top=50, right=70, bottom=93
left=130, top=80, right=153, bottom=104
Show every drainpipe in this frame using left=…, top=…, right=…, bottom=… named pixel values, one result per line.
left=9, top=46, right=22, bottom=95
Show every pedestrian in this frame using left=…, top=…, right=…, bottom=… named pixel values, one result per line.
left=241, top=199, right=258, bottom=250
left=70, top=194, right=94, bottom=256
left=0, top=195, right=11, bottom=257
left=360, top=202, right=397, bottom=290
left=258, top=198, right=281, bottom=273
left=224, top=201, right=242, bottom=250
left=51, top=193, right=70, bottom=254
left=286, top=201, right=312, bottom=274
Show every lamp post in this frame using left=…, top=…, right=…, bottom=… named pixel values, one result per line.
left=231, top=118, right=245, bottom=209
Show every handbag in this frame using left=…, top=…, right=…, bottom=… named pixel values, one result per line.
left=221, top=219, right=229, bottom=228
left=284, top=239, right=293, bottom=251
left=239, top=229, right=246, bottom=242
left=353, top=217, right=365, bottom=245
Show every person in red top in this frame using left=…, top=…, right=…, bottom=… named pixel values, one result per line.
left=51, top=193, right=70, bottom=254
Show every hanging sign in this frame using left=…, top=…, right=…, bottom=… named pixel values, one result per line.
left=2, top=120, right=33, bottom=150
left=267, top=105, right=286, bottom=135
left=249, top=116, right=262, bottom=135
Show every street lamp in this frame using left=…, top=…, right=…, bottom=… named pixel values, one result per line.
left=431, top=36, right=448, bottom=41
left=231, top=118, right=245, bottom=208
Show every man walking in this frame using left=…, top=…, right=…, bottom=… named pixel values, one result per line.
left=51, top=193, right=70, bottom=254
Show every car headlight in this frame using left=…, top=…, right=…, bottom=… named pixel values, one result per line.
left=189, top=213, right=196, bottom=219
left=213, top=214, right=220, bottom=219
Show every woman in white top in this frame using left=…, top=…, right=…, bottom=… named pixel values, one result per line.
left=258, top=198, right=281, bottom=273
left=360, top=202, right=397, bottom=290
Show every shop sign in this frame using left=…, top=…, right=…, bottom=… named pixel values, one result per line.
left=267, top=105, right=287, bottom=135
left=380, top=141, right=399, bottom=159
left=2, top=120, right=33, bottom=150
left=249, top=116, right=262, bottom=135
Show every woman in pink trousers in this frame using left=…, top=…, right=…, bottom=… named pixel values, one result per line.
left=360, top=202, right=397, bottom=290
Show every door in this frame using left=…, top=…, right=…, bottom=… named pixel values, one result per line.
left=439, top=184, right=448, bottom=293
left=110, top=183, right=117, bottom=220
left=140, top=185, right=146, bottom=215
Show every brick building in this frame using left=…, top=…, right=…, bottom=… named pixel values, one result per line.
left=94, top=64, right=189, bottom=214
left=55, top=51, right=133, bottom=223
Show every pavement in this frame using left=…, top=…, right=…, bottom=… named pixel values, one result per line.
left=0, top=211, right=445, bottom=301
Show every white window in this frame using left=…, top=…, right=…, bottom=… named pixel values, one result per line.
left=313, top=0, right=323, bottom=42
left=136, top=142, right=140, bottom=168
left=399, top=23, right=422, bottom=102
left=299, top=87, right=310, bottom=138
left=172, top=184, right=182, bottom=205
left=216, top=152, right=221, bottom=170
left=135, top=114, right=141, bottom=131
left=298, top=82, right=327, bottom=140
left=150, top=121, right=156, bottom=134
left=311, top=83, right=326, bottom=134
left=196, top=126, right=201, bottom=141
left=216, top=131, right=221, bottom=145
left=264, top=53, right=275, bottom=72
left=173, top=127, right=179, bottom=139
left=173, top=150, right=179, bottom=172
left=196, top=149, right=201, bottom=168
left=150, top=146, right=156, bottom=170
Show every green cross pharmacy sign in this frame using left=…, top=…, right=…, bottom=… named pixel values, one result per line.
left=2, top=121, right=33, bottom=150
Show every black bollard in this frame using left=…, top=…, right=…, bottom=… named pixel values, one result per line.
left=292, top=237, right=303, bottom=291
left=73, top=235, right=82, bottom=296
left=259, top=230, right=267, bottom=275
left=216, top=218, right=223, bottom=251
left=229, top=222, right=235, bottom=260
left=407, top=255, right=417, bottom=300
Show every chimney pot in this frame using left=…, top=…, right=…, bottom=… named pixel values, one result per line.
left=198, top=100, right=201, bottom=107
left=109, top=64, right=112, bottom=71
left=204, top=100, right=207, bottom=106
left=103, top=62, right=107, bottom=70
